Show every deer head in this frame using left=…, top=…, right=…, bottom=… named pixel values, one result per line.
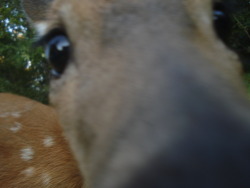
left=21, top=0, right=250, bottom=187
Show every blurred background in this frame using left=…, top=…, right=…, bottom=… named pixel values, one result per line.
left=0, top=0, right=50, bottom=103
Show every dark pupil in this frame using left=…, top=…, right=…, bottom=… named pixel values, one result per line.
left=46, top=35, right=70, bottom=75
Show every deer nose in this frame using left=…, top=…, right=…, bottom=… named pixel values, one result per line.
left=125, top=121, right=250, bottom=188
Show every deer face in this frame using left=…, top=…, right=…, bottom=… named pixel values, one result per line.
left=22, top=0, right=250, bottom=187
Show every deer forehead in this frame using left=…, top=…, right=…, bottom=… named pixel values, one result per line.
left=35, top=0, right=199, bottom=38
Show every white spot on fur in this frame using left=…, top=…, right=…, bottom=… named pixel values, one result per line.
left=43, top=136, right=55, bottom=147
left=35, top=22, right=49, bottom=36
left=0, top=112, right=21, bottom=118
left=20, top=147, right=34, bottom=161
left=21, top=167, right=35, bottom=177
left=0, top=112, right=9, bottom=118
left=9, top=122, right=22, bottom=133
left=41, top=173, right=51, bottom=185
left=11, top=112, right=21, bottom=118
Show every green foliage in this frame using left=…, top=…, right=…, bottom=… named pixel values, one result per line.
left=227, top=0, right=250, bottom=71
left=243, top=73, right=250, bottom=95
left=230, top=9, right=250, bottom=50
left=218, top=0, right=250, bottom=92
left=0, top=0, right=49, bottom=104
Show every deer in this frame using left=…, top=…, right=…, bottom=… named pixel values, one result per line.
left=19, top=0, right=250, bottom=187
left=0, top=93, right=82, bottom=187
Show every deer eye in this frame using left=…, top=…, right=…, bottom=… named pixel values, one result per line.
left=44, top=33, right=71, bottom=78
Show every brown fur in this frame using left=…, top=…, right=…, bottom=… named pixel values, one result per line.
left=21, top=0, right=250, bottom=187
left=0, top=93, right=82, bottom=187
